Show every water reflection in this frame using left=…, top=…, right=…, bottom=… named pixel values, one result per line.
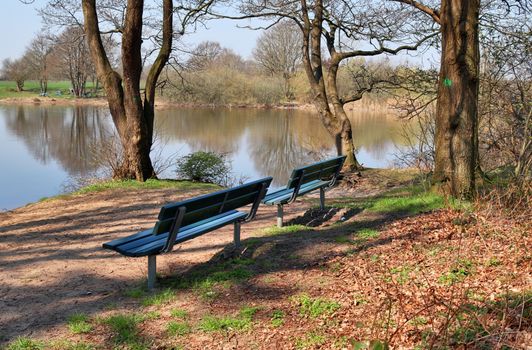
left=156, top=109, right=334, bottom=184
left=0, top=104, right=408, bottom=209
left=2, top=105, right=112, bottom=175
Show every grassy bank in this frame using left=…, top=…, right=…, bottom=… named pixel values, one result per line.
left=39, top=179, right=220, bottom=203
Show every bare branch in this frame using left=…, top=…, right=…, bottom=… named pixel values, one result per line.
left=390, top=0, right=441, bottom=24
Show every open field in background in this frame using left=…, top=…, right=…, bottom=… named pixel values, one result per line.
left=0, top=81, right=100, bottom=100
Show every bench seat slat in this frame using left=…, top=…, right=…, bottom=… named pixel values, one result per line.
left=104, top=210, right=246, bottom=257
left=263, top=179, right=330, bottom=205
left=122, top=210, right=244, bottom=252
left=262, top=187, right=294, bottom=204
left=103, top=229, right=153, bottom=250
left=297, top=179, right=330, bottom=195
left=132, top=211, right=246, bottom=256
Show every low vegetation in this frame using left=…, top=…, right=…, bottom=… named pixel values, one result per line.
left=2, top=171, right=530, bottom=349
left=66, top=314, right=92, bottom=334
left=175, top=151, right=232, bottom=186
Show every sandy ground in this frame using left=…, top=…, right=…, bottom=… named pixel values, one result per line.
left=0, top=97, right=314, bottom=111
left=0, top=185, right=350, bottom=343
left=0, top=96, right=392, bottom=115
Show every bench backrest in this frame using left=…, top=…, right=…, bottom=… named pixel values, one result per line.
left=286, top=155, right=346, bottom=190
left=152, top=177, right=272, bottom=236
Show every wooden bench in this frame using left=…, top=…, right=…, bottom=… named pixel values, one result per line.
left=103, top=177, right=272, bottom=289
left=262, top=156, right=346, bottom=227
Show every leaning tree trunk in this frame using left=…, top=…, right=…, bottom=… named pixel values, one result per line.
left=326, top=57, right=362, bottom=170
left=299, top=0, right=362, bottom=170
left=433, top=0, right=480, bottom=198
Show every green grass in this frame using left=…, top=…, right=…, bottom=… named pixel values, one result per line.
left=0, top=80, right=100, bottom=100
left=167, top=257, right=254, bottom=300
left=334, top=235, right=353, bottom=244
left=357, top=228, right=380, bottom=239
left=67, top=313, right=92, bottom=334
left=261, top=225, right=311, bottom=236
left=291, top=294, right=341, bottom=318
left=295, top=332, right=326, bottom=349
left=74, top=179, right=219, bottom=195
left=5, top=337, right=45, bottom=350
left=38, top=179, right=220, bottom=203
left=124, top=287, right=146, bottom=299
left=198, top=306, right=259, bottom=333
left=333, top=185, right=448, bottom=215
left=198, top=315, right=251, bottom=332
left=166, top=321, right=191, bottom=336
left=367, top=191, right=444, bottom=214
left=143, top=311, right=160, bottom=320
left=438, top=259, right=474, bottom=285
left=334, top=228, right=381, bottom=245
left=270, top=310, right=285, bottom=327
left=102, top=313, right=146, bottom=349
left=389, top=265, right=413, bottom=285
left=170, top=308, right=188, bottom=319
left=141, top=289, right=176, bottom=307
left=239, top=306, right=261, bottom=320
left=47, top=340, right=95, bottom=350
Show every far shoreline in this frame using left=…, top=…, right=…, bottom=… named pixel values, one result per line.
left=0, top=96, right=316, bottom=111
left=0, top=96, right=395, bottom=115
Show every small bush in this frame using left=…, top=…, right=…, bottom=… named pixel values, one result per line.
left=176, top=151, right=231, bottom=185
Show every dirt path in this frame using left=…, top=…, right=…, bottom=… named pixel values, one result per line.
left=1, top=171, right=529, bottom=349
left=0, top=184, right=363, bottom=344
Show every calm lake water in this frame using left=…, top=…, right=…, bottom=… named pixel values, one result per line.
left=0, top=104, right=408, bottom=210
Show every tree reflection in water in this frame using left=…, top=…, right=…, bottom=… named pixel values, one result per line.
left=4, top=105, right=113, bottom=175
left=0, top=104, right=411, bottom=208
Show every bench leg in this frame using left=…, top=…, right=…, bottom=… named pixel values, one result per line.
left=277, top=204, right=283, bottom=228
left=147, top=255, right=157, bottom=290
left=319, top=187, right=325, bottom=210
left=234, top=221, right=241, bottom=248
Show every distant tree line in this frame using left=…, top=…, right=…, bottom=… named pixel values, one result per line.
left=1, top=26, right=117, bottom=97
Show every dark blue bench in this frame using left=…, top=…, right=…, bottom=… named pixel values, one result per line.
left=103, top=177, right=272, bottom=289
left=262, top=156, right=346, bottom=227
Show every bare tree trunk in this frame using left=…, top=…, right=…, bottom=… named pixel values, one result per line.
left=16, top=80, right=24, bottom=92
left=433, top=0, right=480, bottom=198
left=299, top=0, right=362, bottom=170
left=82, top=0, right=172, bottom=181
left=326, top=56, right=362, bottom=170
left=144, top=0, right=172, bottom=144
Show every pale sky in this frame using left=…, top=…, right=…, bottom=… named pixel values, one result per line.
left=0, top=0, right=262, bottom=63
left=0, top=0, right=46, bottom=63
left=0, top=1, right=437, bottom=67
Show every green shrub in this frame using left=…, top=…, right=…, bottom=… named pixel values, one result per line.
left=176, top=151, right=231, bottom=185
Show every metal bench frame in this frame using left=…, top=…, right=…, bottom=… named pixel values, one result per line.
left=103, top=177, right=272, bottom=289
left=262, top=156, right=346, bottom=227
